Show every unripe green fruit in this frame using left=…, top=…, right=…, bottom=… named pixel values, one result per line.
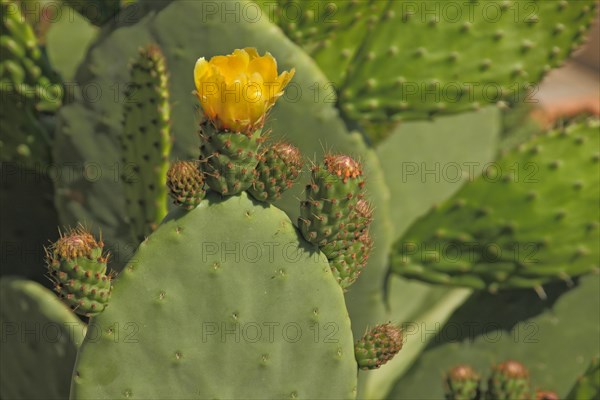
left=328, top=232, right=372, bottom=290
left=354, top=323, right=403, bottom=370
left=45, top=227, right=112, bottom=316
left=167, top=161, right=206, bottom=210
left=444, top=365, right=482, bottom=400
left=486, top=360, right=530, bottom=400
left=199, top=122, right=264, bottom=195
left=248, top=141, right=303, bottom=202
left=299, top=153, right=365, bottom=246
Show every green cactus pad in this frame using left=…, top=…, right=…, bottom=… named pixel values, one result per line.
left=248, top=141, right=303, bottom=203
left=121, top=44, right=172, bottom=242
left=166, top=160, right=206, bottom=210
left=263, top=0, right=597, bottom=140
left=0, top=276, right=86, bottom=399
left=0, top=0, right=62, bottom=167
left=199, top=123, right=264, bottom=195
left=390, top=119, right=600, bottom=290
left=63, top=0, right=121, bottom=26
left=388, top=273, right=600, bottom=399
left=71, top=192, right=357, bottom=399
left=486, top=360, right=531, bottom=400
left=354, top=323, right=403, bottom=370
left=444, top=365, right=482, bottom=400
left=45, top=226, right=112, bottom=316
left=566, top=358, right=600, bottom=400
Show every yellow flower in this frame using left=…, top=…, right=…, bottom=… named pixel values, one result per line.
left=194, top=48, right=295, bottom=133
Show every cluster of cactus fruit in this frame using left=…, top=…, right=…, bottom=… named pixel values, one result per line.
left=444, top=360, right=558, bottom=400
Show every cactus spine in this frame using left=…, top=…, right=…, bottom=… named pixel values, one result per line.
left=45, top=226, right=112, bottom=316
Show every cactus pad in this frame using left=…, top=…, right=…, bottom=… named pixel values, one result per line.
left=0, top=277, right=86, bottom=399
left=354, top=323, right=403, bottom=370
left=248, top=141, right=303, bottom=203
left=71, top=192, right=357, bottom=399
left=45, top=226, right=112, bottom=316
left=63, top=0, right=121, bottom=26
left=264, top=0, right=598, bottom=138
left=166, top=160, right=206, bottom=210
left=390, top=119, right=600, bottom=291
left=566, top=358, right=600, bottom=400
left=121, top=44, right=172, bottom=242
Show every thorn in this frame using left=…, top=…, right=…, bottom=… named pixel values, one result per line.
left=534, top=285, right=547, bottom=300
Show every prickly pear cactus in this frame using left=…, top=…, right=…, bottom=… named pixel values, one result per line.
left=0, top=276, right=86, bottom=399
left=390, top=119, right=600, bottom=291
left=444, top=365, right=482, bottom=400
left=566, top=358, right=600, bottom=400
left=0, top=0, right=62, bottom=167
left=121, top=44, right=172, bottom=242
left=71, top=193, right=358, bottom=399
left=45, top=226, right=113, bottom=316
left=486, top=360, right=531, bottom=400
left=261, top=0, right=598, bottom=140
left=53, top=0, right=393, bottom=339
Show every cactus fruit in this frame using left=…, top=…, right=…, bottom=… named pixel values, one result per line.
left=354, top=323, right=403, bottom=370
left=444, top=365, right=482, bottom=400
left=299, top=154, right=366, bottom=246
left=121, top=44, right=172, bottom=242
left=0, top=276, right=86, bottom=399
left=298, top=154, right=374, bottom=290
left=486, top=360, right=531, bottom=400
left=328, top=232, right=373, bottom=290
left=45, top=226, right=112, bottom=317
left=0, top=0, right=62, bottom=167
left=198, top=123, right=265, bottom=195
left=534, top=390, right=559, bottom=400
left=248, top=141, right=304, bottom=203
left=70, top=192, right=358, bottom=399
left=390, top=119, right=600, bottom=291
left=166, top=160, right=206, bottom=210
left=566, top=358, right=600, bottom=400
left=63, top=0, right=121, bottom=26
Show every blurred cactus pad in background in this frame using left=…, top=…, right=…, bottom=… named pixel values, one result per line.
left=0, top=0, right=599, bottom=399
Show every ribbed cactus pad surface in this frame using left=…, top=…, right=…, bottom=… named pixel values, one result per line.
left=71, top=193, right=357, bottom=399
left=0, top=277, right=86, bottom=399
left=390, top=119, right=600, bottom=290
